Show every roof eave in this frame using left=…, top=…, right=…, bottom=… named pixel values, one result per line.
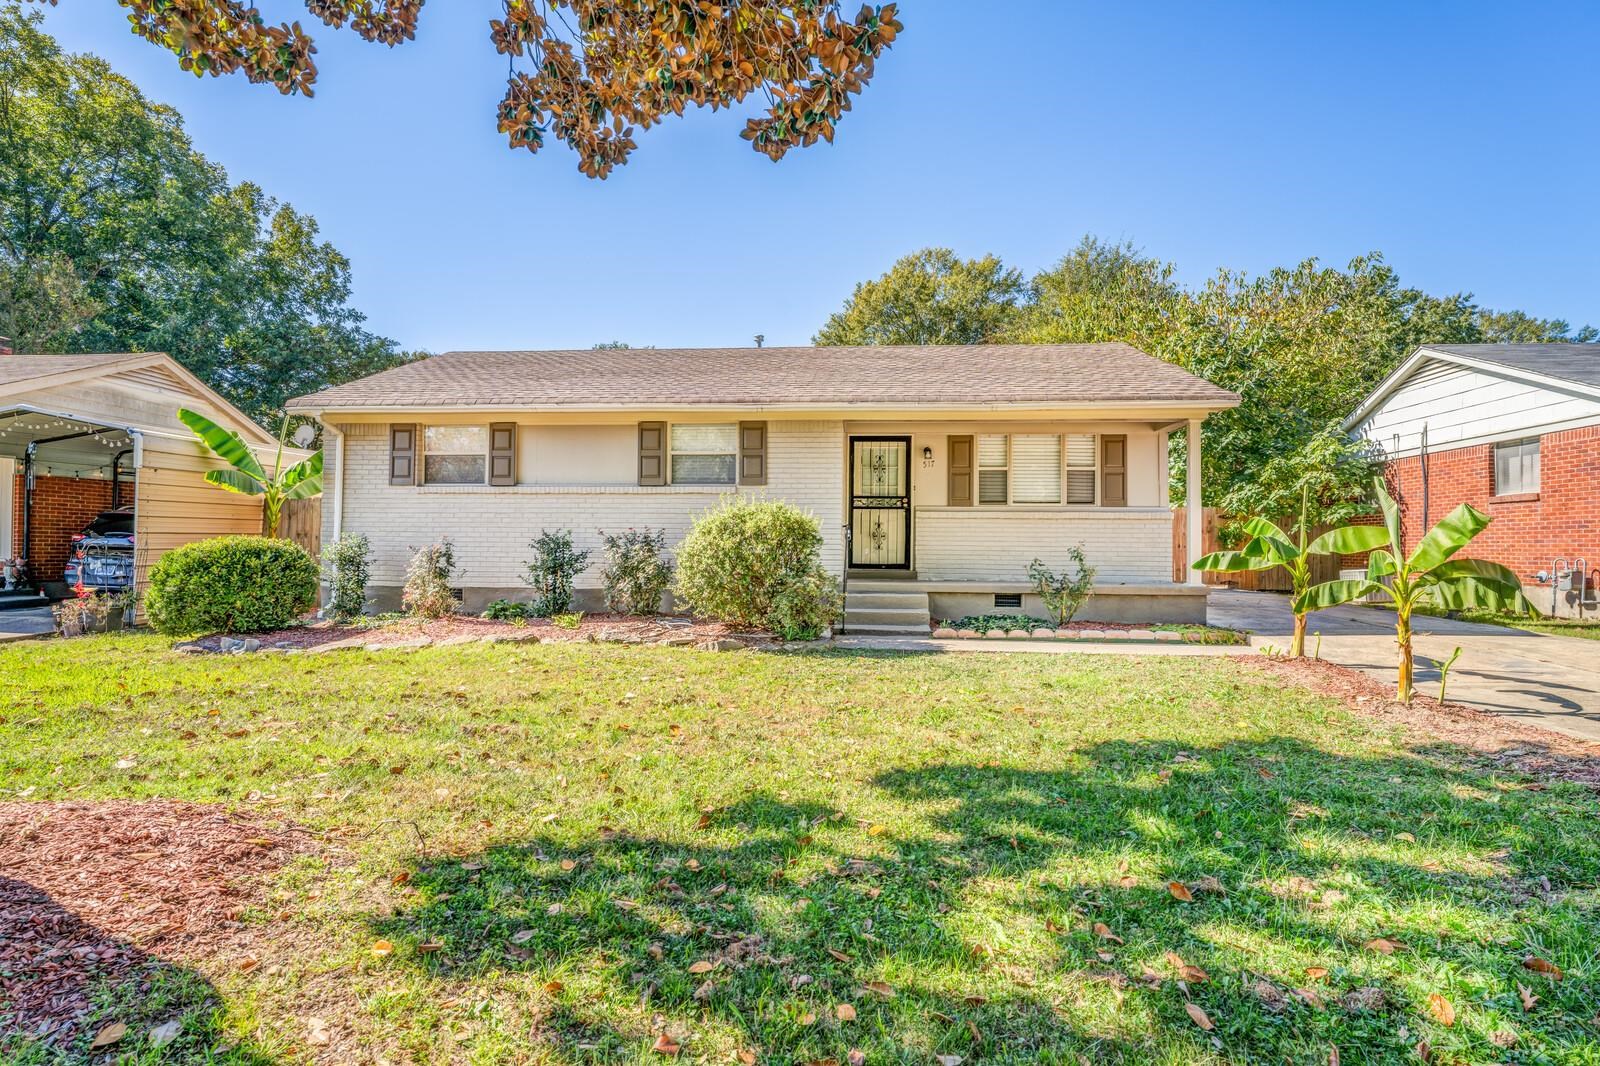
left=289, top=396, right=1241, bottom=417
left=1344, top=345, right=1600, bottom=432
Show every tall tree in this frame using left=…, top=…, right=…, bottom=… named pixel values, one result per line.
left=0, top=4, right=418, bottom=424
left=814, top=248, right=1026, bottom=346
left=31, top=0, right=903, bottom=178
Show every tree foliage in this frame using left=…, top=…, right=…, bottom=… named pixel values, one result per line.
left=814, top=248, right=1027, bottom=346
left=0, top=4, right=420, bottom=424
left=33, top=0, right=902, bottom=178
left=818, top=236, right=1595, bottom=511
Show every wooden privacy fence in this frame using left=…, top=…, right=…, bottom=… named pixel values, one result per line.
left=274, top=497, right=322, bottom=559
left=1171, top=507, right=1342, bottom=591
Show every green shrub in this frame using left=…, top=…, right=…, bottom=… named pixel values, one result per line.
left=599, top=527, right=672, bottom=615
left=675, top=499, right=840, bottom=634
left=403, top=539, right=458, bottom=619
left=523, top=529, right=590, bottom=616
left=1028, top=546, right=1096, bottom=627
left=144, top=535, right=318, bottom=635
left=323, top=532, right=372, bottom=621
left=483, top=598, right=535, bottom=622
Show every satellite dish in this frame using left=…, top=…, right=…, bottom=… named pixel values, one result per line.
left=292, top=424, right=317, bottom=448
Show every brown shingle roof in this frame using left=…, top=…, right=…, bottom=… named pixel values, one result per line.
left=288, top=344, right=1238, bottom=411
left=0, top=353, right=144, bottom=390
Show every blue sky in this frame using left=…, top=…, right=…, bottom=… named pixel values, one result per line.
left=36, top=1, right=1600, bottom=352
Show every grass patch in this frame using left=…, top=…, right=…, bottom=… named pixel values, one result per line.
left=1411, top=603, right=1600, bottom=642
left=3, top=635, right=1598, bottom=1063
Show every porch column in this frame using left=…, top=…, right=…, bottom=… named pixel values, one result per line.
left=1186, top=418, right=1203, bottom=586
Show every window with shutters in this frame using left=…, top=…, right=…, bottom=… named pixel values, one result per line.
left=1494, top=437, right=1539, bottom=496
left=669, top=423, right=738, bottom=485
left=1065, top=434, right=1097, bottom=504
left=977, top=434, right=1008, bottom=504
left=423, top=425, right=488, bottom=485
left=972, top=433, right=1097, bottom=505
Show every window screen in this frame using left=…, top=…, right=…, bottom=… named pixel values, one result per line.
left=1065, top=433, right=1096, bottom=504
left=1011, top=434, right=1061, bottom=503
left=977, top=434, right=1008, bottom=504
left=1494, top=438, right=1539, bottom=496
left=670, top=423, right=738, bottom=485
left=423, top=425, right=488, bottom=485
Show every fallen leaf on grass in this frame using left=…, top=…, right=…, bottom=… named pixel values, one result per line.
left=687, top=960, right=716, bottom=974
left=1517, top=983, right=1538, bottom=1011
left=391, top=870, right=411, bottom=886
left=1427, top=994, right=1455, bottom=1026
left=147, top=1020, right=182, bottom=1048
left=510, top=930, right=535, bottom=944
left=835, top=1003, right=857, bottom=1021
left=1328, top=1047, right=1340, bottom=1066
left=89, top=1022, right=126, bottom=1049
left=1092, top=923, right=1123, bottom=944
left=543, top=980, right=564, bottom=994
left=1184, top=1003, right=1214, bottom=1030
left=1304, top=966, right=1329, bottom=981
left=799, top=1012, right=817, bottom=1026
left=738, top=1053, right=757, bottom=1066
left=1167, top=881, right=1195, bottom=902
left=651, top=1033, right=681, bottom=1056
left=237, top=954, right=259, bottom=972
left=1523, top=956, right=1564, bottom=980
left=862, top=981, right=895, bottom=999
left=417, top=940, right=444, bottom=954
left=1165, top=952, right=1209, bottom=982
left=962, top=995, right=987, bottom=1007
left=1363, top=937, right=1401, bottom=955
left=936, top=1056, right=964, bottom=1066
left=370, top=939, right=395, bottom=957
left=1293, top=988, right=1325, bottom=1009
left=867, top=824, right=888, bottom=836
left=305, top=1018, right=331, bottom=1045
left=559, top=859, right=577, bottom=871
left=828, top=947, right=853, bottom=963
left=693, top=979, right=715, bottom=1002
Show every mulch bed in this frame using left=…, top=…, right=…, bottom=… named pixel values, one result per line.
left=1256, top=656, right=1600, bottom=788
left=186, top=613, right=771, bottom=652
left=0, top=801, right=312, bottom=1046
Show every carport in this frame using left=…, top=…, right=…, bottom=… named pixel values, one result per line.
left=0, top=353, right=301, bottom=616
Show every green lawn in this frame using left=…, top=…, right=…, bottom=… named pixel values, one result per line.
left=1412, top=604, right=1600, bottom=642
left=4, top=635, right=1599, bottom=1064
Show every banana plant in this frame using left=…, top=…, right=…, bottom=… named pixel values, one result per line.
left=1193, top=485, right=1389, bottom=657
left=1296, top=478, right=1534, bottom=702
left=179, top=408, right=322, bottom=537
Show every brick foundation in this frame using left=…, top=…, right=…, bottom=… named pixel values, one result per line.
left=1381, top=424, right=1600, bottom=615
left=10, top=474, right=117, bottom=583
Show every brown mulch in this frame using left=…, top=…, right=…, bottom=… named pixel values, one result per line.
left=0, top=801, right=312, bottom=1045
left=186, top=613, right=769, bottom=652
left=1255, top=656, right=1600, bottom=788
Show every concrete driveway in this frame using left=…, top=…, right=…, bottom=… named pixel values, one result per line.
left=1209, top=589, right=1600, bottom=743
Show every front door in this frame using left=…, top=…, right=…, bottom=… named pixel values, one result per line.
left=849, top=437, right=911, bottom=569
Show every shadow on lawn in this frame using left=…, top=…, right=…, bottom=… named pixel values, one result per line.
left=373, top=740, right=1599, bottom=1063
left=0, top=878, right=275, bottom=1066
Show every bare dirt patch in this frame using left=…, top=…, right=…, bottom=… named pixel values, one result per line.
left=186, top=613, right=773, bottom=651
left=0, top=801, right=312, bottom=1044
left=1255, top=656, right=1600, bottom=788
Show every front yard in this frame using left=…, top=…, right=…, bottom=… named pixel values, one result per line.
left=3, top=636, right=1598, bottom=1064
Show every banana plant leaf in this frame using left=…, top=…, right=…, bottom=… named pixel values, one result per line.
left=279, top=451, right=324, bottom=499
left=1366, top=548, right=1397, bottom=579
left=1374, top=477, right=1404, bottom=555
left=179, top=408, right=267, bottom=481
left=1408, top=502, right=1492, bottom=573
left=1295, top=577, right=1389, bottom=614
left=1193, top=548, right=1274, bottom=573
left=1306, top=523, right=1392, bottom=557
left=1240, top=516, right=1297, bottom=561
left=203, top=468, right=266, bottom=496
left=1426, top=575, right=1537, bottom=616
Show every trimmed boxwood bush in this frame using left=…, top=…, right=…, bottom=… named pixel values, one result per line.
left=674, top=499, right=841, bottom=638
left=144, top=536, right=319, bottom=635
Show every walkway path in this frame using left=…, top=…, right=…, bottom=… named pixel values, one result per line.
left=1208, top=589, right=1600, bottom=743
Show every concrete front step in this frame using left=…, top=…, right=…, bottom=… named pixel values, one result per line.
left=846, top=579, right=926, bottom=593
left=844, top=606, right=931, bottom=627
left=846, top=591, right=931, bottom=609
left=844, top=622, right=935, bottom=635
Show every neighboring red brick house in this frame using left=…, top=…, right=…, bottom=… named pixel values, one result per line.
left=1345, top=343, right=1600, bottom=617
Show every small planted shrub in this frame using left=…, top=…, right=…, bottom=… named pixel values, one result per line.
left=403, top=539, right=459, bottom=619
left=145, top=535, right=318, bottom=635
left=1029, top=545, right=1096, bottom=627
left=551, top=611, right=584, bottom=630
left=599, top=527, right=672, bottom=615
left=323, top=532, right=372, bottom=621
left=523, top=529, right=591, bottom=616
left=483, top=598, right=534, bottom=622
left=948, top=613, right=1052, bottom=634
left=675, top=499, right=840, bottom=635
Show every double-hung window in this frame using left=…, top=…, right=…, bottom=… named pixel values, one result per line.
left=974, top=433, right=1096, bottom=504
left=423, top=426, right=488, bottom=485
left=670, top=423, right=738, bottom=485
left=1494, top=437, right=1539, bottom=496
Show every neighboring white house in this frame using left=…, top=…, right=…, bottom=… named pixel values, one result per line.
left=287, top=344, right=1238, bottom=631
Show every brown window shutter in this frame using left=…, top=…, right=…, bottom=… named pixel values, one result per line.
left=489, top=422, right=516, bottom=486
left=638, top=421, right=666, bottom=486
left=738, top=421, right=768, bottom=486
left=947, top=435, right=974, bottom=506
left=1101, top=434, right=1127, bottom=506
left=389, top=424, right=416, bottom=485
